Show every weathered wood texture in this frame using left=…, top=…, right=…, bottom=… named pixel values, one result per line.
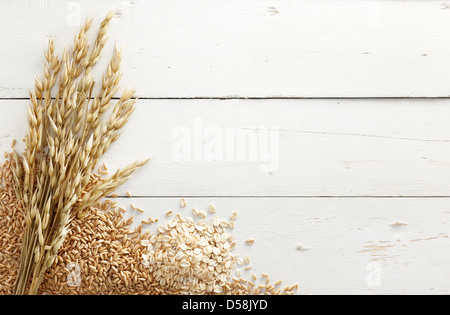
left=1, top=0, right=449, bottom=295
left=1, top=0, right=450, bottom=98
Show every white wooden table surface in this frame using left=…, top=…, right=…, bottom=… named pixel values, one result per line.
left=1, top=0, right=450, bottom=295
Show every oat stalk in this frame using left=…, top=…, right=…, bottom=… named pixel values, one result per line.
left=12, top=11, right=149, bottom=295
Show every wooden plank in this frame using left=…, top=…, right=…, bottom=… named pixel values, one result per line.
left=3, top=98, right=450, bottom=196
left=1, top=0, right=450, bottom=98
left=109, top=196, right=450, bottom=295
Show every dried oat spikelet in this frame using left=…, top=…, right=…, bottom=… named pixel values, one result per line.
left=13, top=11, right=149, bottom=295
left=78, top=158, right=151, bottom=211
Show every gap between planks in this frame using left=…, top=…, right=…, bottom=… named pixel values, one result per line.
left=108, top=195, right=450, bottom=198
left=4, top=96, right=450, bottom=100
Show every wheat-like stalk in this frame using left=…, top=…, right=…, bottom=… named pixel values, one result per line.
left=12, top=11, right=149, bottom=295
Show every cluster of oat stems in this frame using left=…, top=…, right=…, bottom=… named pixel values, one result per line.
left=11, top=11, right=149, bottom=295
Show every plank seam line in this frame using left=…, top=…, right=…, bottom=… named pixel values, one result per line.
left=2, top=97, right=450, bottom=101
left=106, top=196, right=450, bottom=198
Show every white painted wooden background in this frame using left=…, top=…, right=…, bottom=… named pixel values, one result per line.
left=1, top=0, right=450, bottom=295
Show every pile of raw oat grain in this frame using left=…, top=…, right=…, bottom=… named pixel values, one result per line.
left=0, top=153, right=297, bottom=295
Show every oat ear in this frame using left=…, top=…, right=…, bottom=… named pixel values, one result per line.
left=13, top=12, right=149, bottom=295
